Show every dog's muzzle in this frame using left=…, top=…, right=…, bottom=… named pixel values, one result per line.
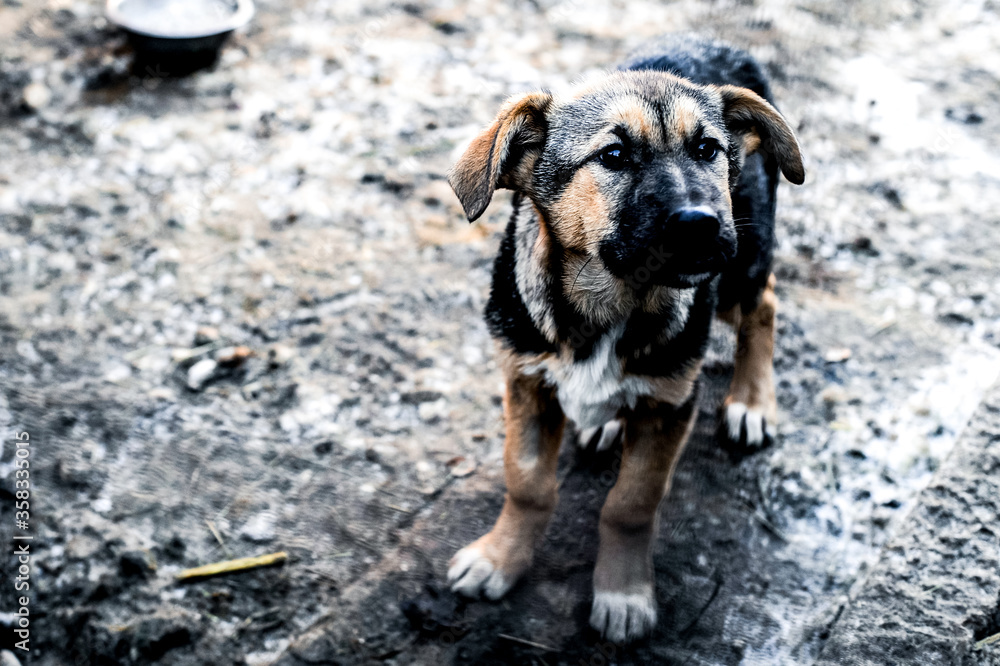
left=600, top=206, right=737, bottom=287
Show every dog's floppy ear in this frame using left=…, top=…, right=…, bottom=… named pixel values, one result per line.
left=716, top=85, right=805, bottom=185
left=448, top=91, right=552, bottom=222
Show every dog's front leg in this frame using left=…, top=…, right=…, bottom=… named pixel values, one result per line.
left=590, top=393, right=697, bottom=643
left=719, top=272, right=778, bottom=448
left=448, top=366, right=565, bottom=599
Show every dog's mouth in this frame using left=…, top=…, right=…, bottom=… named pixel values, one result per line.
left=626, top=245, right=736, bottom=286
left=671, top=246, right=733, bottom=275
left=600, top=241, right=735, bottom=288
left=654, top=252, right=730, bottom=287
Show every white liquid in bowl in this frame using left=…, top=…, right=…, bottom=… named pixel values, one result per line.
left=114, top=0, right=240, bottom=37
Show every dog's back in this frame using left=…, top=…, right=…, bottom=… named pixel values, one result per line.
left=621, top=35, right=781, bottom=315
left=619, top=34, right=775, bottom=101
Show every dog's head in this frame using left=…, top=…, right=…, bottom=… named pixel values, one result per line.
left=448, top=70, right=804, bottom=288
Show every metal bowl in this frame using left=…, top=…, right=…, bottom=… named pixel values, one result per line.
left=106, top=0, right=255, bottom=72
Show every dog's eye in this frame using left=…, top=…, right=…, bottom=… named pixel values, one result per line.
left=694, top=139, right=720, bottom=161
left=598, top=145, right=629, bottom=170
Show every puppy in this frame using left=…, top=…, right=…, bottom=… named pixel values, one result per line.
left=445, top=34, right=804, bottom=643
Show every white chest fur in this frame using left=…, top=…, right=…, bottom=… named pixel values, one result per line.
left=525, top=323, right=655, bottom=430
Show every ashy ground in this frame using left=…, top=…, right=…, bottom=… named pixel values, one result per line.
left=1, top=0, right=1000, bottom=664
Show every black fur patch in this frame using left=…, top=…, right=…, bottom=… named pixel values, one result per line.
left=618, top=279, right=717, bottom=376
left=485, top=196, right=559, bottom=356
left=619, top=34, right=774, bottom=102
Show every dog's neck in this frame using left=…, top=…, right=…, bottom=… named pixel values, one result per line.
left=510, top=195, right=697, bottom=352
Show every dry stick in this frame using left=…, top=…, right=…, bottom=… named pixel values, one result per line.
left=976, top=632, right=1000, bottom=650
left=176, top=551, right=288, bottom=581
left=205, top=519, right=232, bottom=558
left=679, top=577, right=723, bottom=637
left=497, top=633, right=557, bottom=652
left=750, top=510, right=790, bottom=543
left=170, top=340, right=223, bottom=363
left=123, top=344, right=159, bottom=362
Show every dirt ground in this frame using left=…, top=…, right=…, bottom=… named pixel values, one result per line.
left=2, top=0, right=1000, bottom=664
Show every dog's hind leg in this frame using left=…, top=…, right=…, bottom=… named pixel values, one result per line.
left=590, top=393, right=697, bottom=643
left=448, top=364, right=565, bottom=600
left=717, top=272, right=778, bottom=449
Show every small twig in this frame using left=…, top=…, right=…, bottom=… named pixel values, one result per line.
left=302, top=566, right=339, bottom=585
left=171, top=341, right=222, bottom=364
left=124, top=344, right=159, bottom=362
left=975, top=632, right=1000, bottom=650
left=909, top=627, right=947, bottom=641
left=497, top=633, right=557, bottom=652
left=680, top=577, right=723, bottom=636
left=176, top=551, right=288, bottom=581
left=205, top=519, right=232, bottom=558
left=238, top=607, right=286, bottom=634
left=871, top=319, right=897, bottom=337
left=744, top=502, right=789, bottom=543
left=917, top=584, right=942, bottom=599
left=375, top=485, right=403, bottom=499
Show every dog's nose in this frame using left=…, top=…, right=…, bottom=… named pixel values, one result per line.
left=666, top=207, right=720, bottom=245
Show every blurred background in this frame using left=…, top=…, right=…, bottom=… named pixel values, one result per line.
left=1, top=0, right=999, bottom=664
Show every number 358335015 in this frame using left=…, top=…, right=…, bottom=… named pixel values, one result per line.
left=14, top=432, right=30, bottom=523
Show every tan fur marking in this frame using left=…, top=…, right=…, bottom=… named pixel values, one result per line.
left=671, top=98, right=701, bottom=142
left=573, top=95, right=667, bottom=160
left=609, top=97, right=654, bottom=140
left=646, top=361, right=702, bottom=406
left=642, top=285, right=681, bottom=314
left=533, top=204, right=551, bottom=252
left=498, top=346, right=557, bottom=380
left=716, top=302, right=741, bottom=327
left=548, top=167, right=609, bottom=252
left=562, top=252, right=629, bottom=326
left=742, top=126, right=762, bottom=155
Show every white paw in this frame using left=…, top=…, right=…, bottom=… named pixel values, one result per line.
left=447, top=546, right=512, bottom=600
left=578, top=425, right=600, bottom=449
left=577, top=420, right=622, bottom=451
left=589, top=587, right=657, bottom=643
left=724, top=402, right=774, bottom=448
left=595, top=420, right=622, bottom=451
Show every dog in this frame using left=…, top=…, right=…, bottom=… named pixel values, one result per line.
left=444, top=34, right=804, bottom=643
